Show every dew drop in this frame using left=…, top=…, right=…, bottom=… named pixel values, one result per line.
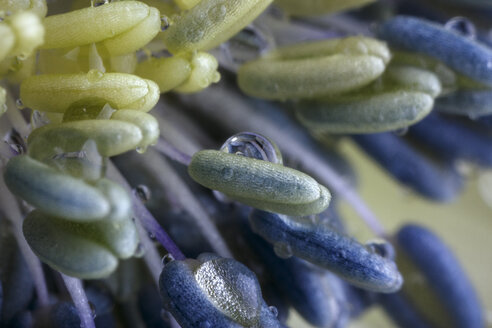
left=160, top=15, right=170, bottom=32
left=269, top=306, right=278, bottom=318
left=15, top=98, right=24, bottom=109
left=148, top=232, right=156, bottom=240
left=161, top=253, right=175, bottom=267
left=134, top=243, right=145, bottom=257
left=444, top=17, right=476, bottom=40
left=364, top=239, right=395, bottom=260
left=136, top=146, right=147, bottom=154
left=220, top=132, right=283, bottom=164
left=134, top=184, right=151, bottom=202
left=273, top=242, right=293, bottom=259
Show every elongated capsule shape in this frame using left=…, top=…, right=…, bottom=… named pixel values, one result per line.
left=28, top=120, right=143, bottom=160
left=136, top=52, right=220, bottom=93
left=274, top=0, right=375, bottom=16
left=238, top=37, right=390, bottom=100
left=23, top=210, right=138, bottom=279
left=162, top=0, right=274, bottom=54
left=352, top=133, right=463, bottom=202
left=111, top=110, right=159, bottom=149
left=188, top=150, right=330, bottom=216
left=378, top=16, right=492, bottom=86
left=249, top=210, right=403, bottom=293
left=136, top=56, right=192, bottom=93
left=20, top=72, right=160, bottom=113
left=42, top=1, right=160, bottom=56
left=296, top=91, right=434, bottom=134
left=0, top=0, right=48, bottom=17
left=380, top=224, right=483, bottom=328
left=4, top=155, right=111, bottom=221
left=159, top=254, right=281, bottom=328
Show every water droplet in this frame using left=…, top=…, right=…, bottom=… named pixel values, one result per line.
left=15, top=98, right=24, bottom=109
left=86, top=69, right=104, bottom=82
left=134, top=243, right=145, bottom=257
left=220, top=132, right=283, bottom=164
left=273, top=242, right=293, bottom=259
left=134, top=185, right=151, bottom=202
left=160, top=15, right=170, bottom=31
left=269, top=306, right=278, bottom=318
left=136, top=146, right=147, bottom=154
left=444, top=17, right=476, bottom=39
left=365, top=239, right=395, bottom=260
left=161, top=253, right=175, bottom=267
left=148, top=232, right=156, bottom=240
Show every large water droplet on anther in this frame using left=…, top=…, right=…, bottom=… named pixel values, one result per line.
left=220, top=132, right=283, bottom=164
left=134, top=184, right=151, bottom=202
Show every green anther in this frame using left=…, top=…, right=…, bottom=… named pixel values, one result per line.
left=383, top=65, right=442, bottom=97
left=0, top=24, right=15, bottom=62
left=238, top=37, right=390, bottom=100
left=0, top=11, right=44, bottom=61
left=136, top=56, right=192, bottom=93
left=162, top=0, right=273, bottom=54
left=174, top=52, right=221, bottom=93
left=92, top=178, right=132, bottom=222
left=295, top=65, right=439, bottom=133
left=296, top=91, right=434, bottom=134
left=111, top=110, right=160, bottom=151
left=23, top=210, right=119, bottom=279
left=42, top=1, right=160, bottom=56
left=28, top=120, right=143, bottom=159
left=0, top=0, right=48, bottom=17
left=4, top=155, right=111, bottom=222
left=189, top=150, right=331, bottom=216
left=233, top=184, right=331, bottom=217
left=274, top=0, right=375, bottom=16
left=20, top=72, right=160, bottom=113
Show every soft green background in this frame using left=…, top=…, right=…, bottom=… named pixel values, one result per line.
left=288, top=139, right=492, bottom=327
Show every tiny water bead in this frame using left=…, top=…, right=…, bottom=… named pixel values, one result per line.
left=364, top=239, right=395, bottom=260
left=160, top=15, right=170, bottom=32
left=444, top=17, right=477, bottom=40
left=220, top=132, right=283, bottom=165
left=134, top=184, right=151, bottom=203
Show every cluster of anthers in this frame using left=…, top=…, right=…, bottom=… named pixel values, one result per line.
left=0, top=0, right=490, bottom=328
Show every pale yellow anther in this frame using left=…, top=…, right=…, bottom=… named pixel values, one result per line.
left=42, top=1, right=160, bottom=56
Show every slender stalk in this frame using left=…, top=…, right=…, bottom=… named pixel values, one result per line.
left=132, top=215, right=162, bottom=285
left=0, top=170, right=50, bottom=306
left=107, top=161, right=187, bottom=261
left=154, top=138, right=192, bottom=166
left=60, top=274, right=95, bottom=328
